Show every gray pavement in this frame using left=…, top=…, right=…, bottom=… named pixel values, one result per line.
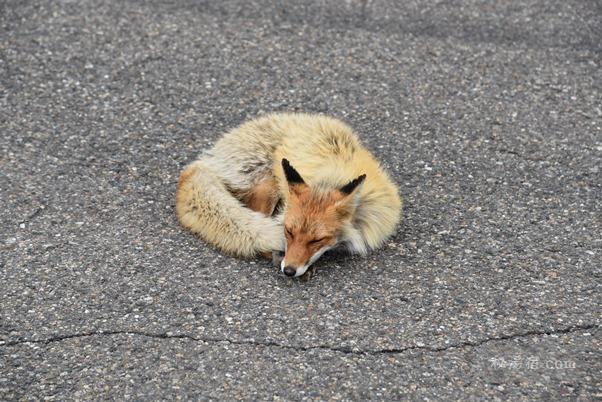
left=1, top=0, right=600, bottom=400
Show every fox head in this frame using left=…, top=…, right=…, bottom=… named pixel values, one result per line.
left=280, top=158, right=366, bottom=277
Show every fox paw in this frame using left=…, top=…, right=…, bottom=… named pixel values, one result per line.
left=271, top=250, right=285, bottom=268
left=299, top=266, right=315, bottom=282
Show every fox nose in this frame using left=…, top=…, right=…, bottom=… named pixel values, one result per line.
left=283, top=266, right=296, bottom=277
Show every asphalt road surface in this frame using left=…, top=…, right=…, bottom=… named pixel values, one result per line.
left=1, top=0, right=600, bottom=400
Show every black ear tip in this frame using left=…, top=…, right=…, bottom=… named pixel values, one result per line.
left=340, top=173, right=367, bottom=195
left=282, top=158, right=304, bottom=184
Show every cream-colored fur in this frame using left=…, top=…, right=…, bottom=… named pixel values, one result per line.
left=176, top=112, right=402, bottom=257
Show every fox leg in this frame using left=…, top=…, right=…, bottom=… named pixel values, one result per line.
left=242, top=176, right=279, bottom=216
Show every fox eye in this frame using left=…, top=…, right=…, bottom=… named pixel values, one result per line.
left=309, top=237, right=326, bottom=245
left=285, top=227, right=293, bottom=238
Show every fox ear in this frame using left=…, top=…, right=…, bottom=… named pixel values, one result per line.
left=282, top=159, right=305, bottom=185
left=336, top=174, right=366, bottom=219
left=339, top=174, right=366, bottom=196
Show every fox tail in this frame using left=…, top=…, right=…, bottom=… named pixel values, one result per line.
left=175, top=160, right=283, bottom=257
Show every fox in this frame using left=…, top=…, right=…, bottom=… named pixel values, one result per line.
left=176, top=112, right=402, bottom=278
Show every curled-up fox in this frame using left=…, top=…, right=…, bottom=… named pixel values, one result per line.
left=176, top=113, right=402, bottom=278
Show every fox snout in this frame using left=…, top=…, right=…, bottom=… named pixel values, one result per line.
left=280, top=259, right=309, bottom=277
left=280, top=242, right=316, bottom=277
left=280, top=245, right=333, bottom=277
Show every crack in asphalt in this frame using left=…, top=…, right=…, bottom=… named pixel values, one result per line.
left=1, top=323, right=597, bottom=356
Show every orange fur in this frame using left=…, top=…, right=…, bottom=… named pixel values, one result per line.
left=242, top=177, right=279, bottom=216
left=177, top=165, right=196, bottom=192
left=282, top=184, right=344, bottom=268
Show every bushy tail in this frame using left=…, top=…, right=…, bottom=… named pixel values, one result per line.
left=175, top=161, right=283, bottom=257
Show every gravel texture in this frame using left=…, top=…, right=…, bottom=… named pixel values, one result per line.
left=1, top=0, right=600, bottom=400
